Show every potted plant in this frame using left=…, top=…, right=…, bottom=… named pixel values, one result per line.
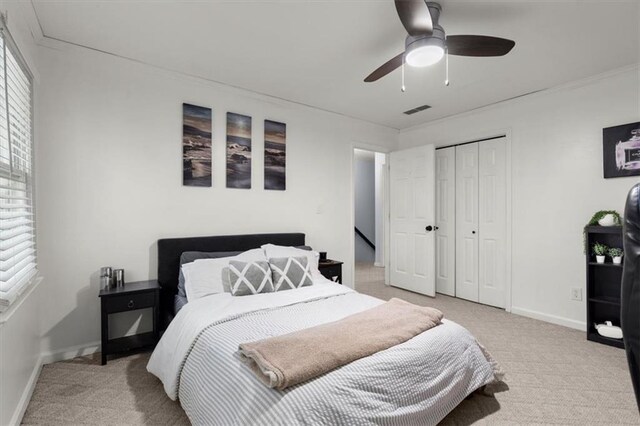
left=593, top=242, right=608, bottom=263
left=583, top=210, right=622, bottom=253
left=608, top=247, right=623, bottom=264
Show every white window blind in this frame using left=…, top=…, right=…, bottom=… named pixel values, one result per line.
left=0, top=18, right=36, bottom=311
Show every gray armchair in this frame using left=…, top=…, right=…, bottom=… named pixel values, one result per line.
left=622, top=183, right=640, bottom=411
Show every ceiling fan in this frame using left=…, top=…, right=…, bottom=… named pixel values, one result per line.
left=364, top=1, right=515, bottom=82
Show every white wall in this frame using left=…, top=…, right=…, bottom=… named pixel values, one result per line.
left=35, top=40, right=397, bottom=355
left=0, top=284, right=42, bottom=426
left=354, top=149, right=375, bottom=263
left=0, top=2, right=43, bottom=425
left=400, top=66, right=640, bottom=330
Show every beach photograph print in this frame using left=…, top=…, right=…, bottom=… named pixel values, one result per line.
left=264, top=119, right=286, bottom=190
left=226, top=112, right=252, bottom=189
left=182, top=103, right=212, bottom=187
left=603, top=121, right=640, bottom=178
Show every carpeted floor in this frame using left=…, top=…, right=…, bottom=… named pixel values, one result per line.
left=22, top=263, right=639, bottom=425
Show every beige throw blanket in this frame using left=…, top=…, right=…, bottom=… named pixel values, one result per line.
left=238, top=298, right=444, bottom=390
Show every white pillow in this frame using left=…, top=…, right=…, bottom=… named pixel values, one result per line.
left=261, top=244, right=323, bottom=280
left=182, top=248, right=266, bottom=301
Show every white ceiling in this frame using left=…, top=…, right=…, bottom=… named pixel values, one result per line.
left=32, top=0, right=640, bottom=130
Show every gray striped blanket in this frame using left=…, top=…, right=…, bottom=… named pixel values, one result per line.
left=156, top=284, right=499, bottom=425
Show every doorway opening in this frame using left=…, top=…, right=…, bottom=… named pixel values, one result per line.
left=353, top=148, right=386, bottom=292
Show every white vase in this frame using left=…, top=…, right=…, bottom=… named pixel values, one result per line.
left=598, top=214, right=616, bottom=226
left=613, top=256, right=623, bottom=264
left=596, top=255, right=606, bottom=263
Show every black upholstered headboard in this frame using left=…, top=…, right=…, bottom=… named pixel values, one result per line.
left=157, top=233, right=305, bottom=327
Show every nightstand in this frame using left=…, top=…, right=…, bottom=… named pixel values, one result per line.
left=99, top=280, right=160, bottom=365
left=318, top=260, right=343, bottom=284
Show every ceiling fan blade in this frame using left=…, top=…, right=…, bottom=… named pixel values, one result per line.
left=446, top=35, right=515, bottom=57
left=364, top=52, right=405, bottom=82
left=395, top=0, right=433, bottom=36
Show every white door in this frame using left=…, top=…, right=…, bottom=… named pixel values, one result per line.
left=478, top=139, right=507, bottom=308
left=435, top=147, right=455, bottom=296
left=455, top=143, right=479, bottom=302
left=389, top=145, right=436, bottom=296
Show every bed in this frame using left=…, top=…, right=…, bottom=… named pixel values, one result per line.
left=147, top=233, right=502, bottom=425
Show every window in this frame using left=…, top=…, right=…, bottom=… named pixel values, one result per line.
left=0, top=18, right=36, bottom=311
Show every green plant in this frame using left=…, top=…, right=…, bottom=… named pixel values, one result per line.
left=608, top=247, right=623, bottom=257
left=592, top=242, right=609, bottom=256
left=583, top=210, right=622, bottom=253
left=586, top=210, right=622, bottom=227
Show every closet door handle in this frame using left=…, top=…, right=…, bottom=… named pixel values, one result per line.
left=425, top=226, right=433, bottom=232
left=472, top=230, right=476, bottom=234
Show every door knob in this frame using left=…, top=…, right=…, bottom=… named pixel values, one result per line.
left=425, top=226, right=433, bottom=232
left=472, top=230, right=476, bottom=234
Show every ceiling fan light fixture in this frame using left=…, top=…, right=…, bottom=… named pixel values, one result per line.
left=405, top=44, right=444, bottom=67
left=404, top=30, right=446, bottom=68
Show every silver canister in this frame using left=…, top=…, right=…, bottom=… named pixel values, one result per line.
left=100, top=266, right=113, bottom=290
left=114, top=269, right=125, bottom=288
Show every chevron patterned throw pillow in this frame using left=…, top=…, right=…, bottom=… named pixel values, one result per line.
left=228, top=260, right=274, bottom=296
left=269, top=256, right=314, bottom=291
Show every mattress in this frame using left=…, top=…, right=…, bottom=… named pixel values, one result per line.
left=148, top=279, right=501, bottom=425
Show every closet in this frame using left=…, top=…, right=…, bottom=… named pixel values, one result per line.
left=435, top=137, right=507, bottom=309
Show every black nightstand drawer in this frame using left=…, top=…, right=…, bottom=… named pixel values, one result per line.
left=105, top=292, right=155, bottom=314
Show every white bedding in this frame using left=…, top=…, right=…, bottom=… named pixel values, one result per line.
left=148, top=277, right=350, bottom=399
left=147, top=279, right=501, bottom=425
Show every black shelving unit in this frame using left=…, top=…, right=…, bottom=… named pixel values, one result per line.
left=585, top=225, right=624, bottom=349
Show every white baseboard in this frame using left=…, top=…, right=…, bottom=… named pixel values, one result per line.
left=511, top=306, right=586, bottom=331
left=9, top=356, right=43, bottom=426
left=40, top=340, right=101, bottom=365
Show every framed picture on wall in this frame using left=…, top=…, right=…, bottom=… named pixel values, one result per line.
left=226, top=112, right=252, bottom=189
left=264, top=119, right=286, bottom=190
left=182, top=103, right=212, bottom=187
left=603, top=121, right=640, bottom=178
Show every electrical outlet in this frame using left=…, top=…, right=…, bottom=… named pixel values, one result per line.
left=571, top=288, right=583, bottom=301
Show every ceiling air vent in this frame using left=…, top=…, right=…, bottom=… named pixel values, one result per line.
left=403, top=104, right=431, bottom=115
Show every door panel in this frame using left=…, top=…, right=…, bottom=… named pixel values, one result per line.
left=415, top=177, right=428, bottom=219
left=390, top=145, right=436, bottom=296
left=435, top=147, right=455, bottom=296
left=455, top=143, right=479, bottom=302
left=395, top=232, right=408, bottom=273
left=414, top=234, right=428, bottom=277
left=479, top=139, right=506, bottom=308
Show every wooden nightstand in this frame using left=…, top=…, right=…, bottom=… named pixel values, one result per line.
left=318, top=260, right=343, bottom=284
left=99, top=280, right=160, bottom=365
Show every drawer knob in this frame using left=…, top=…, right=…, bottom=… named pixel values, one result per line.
left=127, top=300, right=135, bottom=309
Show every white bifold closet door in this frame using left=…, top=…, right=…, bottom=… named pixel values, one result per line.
left=478, top=139, right=507, bottom=308
left=455, top=143, right=479, bottom=302
left=389, top=145, right=436, bottom=297
left=435, top=147, right=456, bottom=296
left=454, top=139, right=507, bottom=308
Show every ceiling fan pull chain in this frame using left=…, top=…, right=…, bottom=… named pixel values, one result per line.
left=445, top=46, right=450, bottom=86
left=401, top=62, right=406, bottom=92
